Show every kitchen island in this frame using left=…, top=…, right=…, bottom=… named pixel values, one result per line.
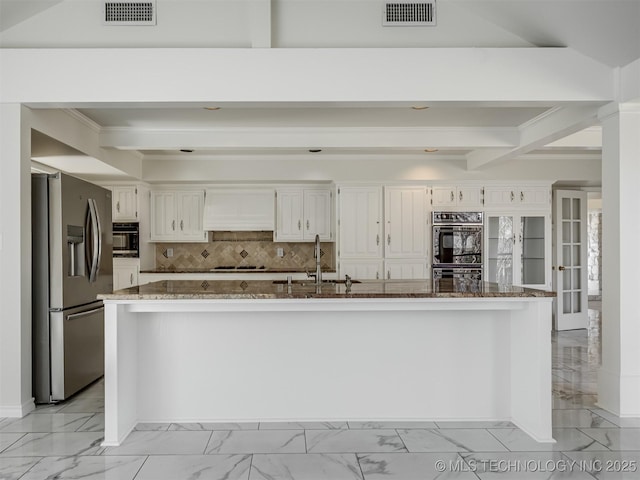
left=98, top=280, right=555, bottom=446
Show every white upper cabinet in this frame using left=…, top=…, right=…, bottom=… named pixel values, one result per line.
left=150, top=190, right=207, bottom=242
left=484, top=185, right=550, bottom=210
left=275, top=187, right=333, bottom=241
left=338, top=186, right=383, bottom=258
left=111, top=186, right=138, bottom=221
left=384, top=186, right=427, bottom=258
left=431, top=185, right=483, bottom=208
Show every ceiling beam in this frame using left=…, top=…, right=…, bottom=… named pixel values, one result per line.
left=466, top=105, right=601, bottom=170
left=249, top=0, right=271, bottom=48
left=99, top=126, right=519, bottom=150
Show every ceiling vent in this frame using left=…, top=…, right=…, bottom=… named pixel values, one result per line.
left=103, top=1, right=156, bottom=26
left=383, top=1, right=436, bottom=26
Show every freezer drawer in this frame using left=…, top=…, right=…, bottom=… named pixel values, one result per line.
left=50, top=303, right=104, bottom=401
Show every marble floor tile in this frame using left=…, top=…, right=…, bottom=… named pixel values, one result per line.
left=18, top=455, right=146, bottom=480
left=434, top=421, right=515, bottom=429
left=0, top=413, right=94, bottom=433
left=562, top=451, right=640, bottom=480
left=461, top=451, right=596, bottom=479
left=0, top=432, right=104, bottom=457
left=359, top=452, right=478, bottom=480
left=579, top=429, right=640, bottom=451
left=205, top=430, right=305, bottom=454
left=306, top=429, right=407, bottom=454
left=0, top=456, right=42, bottom=480
left=134, top=422, right=170, bottom=431
left=57, top=397, right=105, bottom=414
left=588, top=409, right=640, bottom=428
left=397, top=428, right=508, bottom=453
left=260, top=421, right=348, bottom=430
left=251, top=453, right=363, bottom=480
left=31, top=403, right=67, bottom=414
left=169, top=422, right=259, bottom=431
left=76, top=414, right=104, bottom=432
left=488, top=428, right=609, bottom=452
left=348, top=421, right=437, bottom=430
left=135, top=454, right=251, bottom=480
left=0, top=433, right=25, bottom=452
left=553, top=394, right=599, bottom=409
left=553, top=410, right=617, bottom=428
left=103, top=430, right=211, bottom=455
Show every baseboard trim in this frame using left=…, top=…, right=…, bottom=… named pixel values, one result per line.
left=0, top=398, right=35, bottom=417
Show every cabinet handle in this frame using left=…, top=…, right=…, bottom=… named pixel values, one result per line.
left=459, top=191, right=463, bottom=201
left=510, top=191, right=515, bottom=202
left=180, top=220, right=184, bottom=231
left=298, top=220, right=301, bottom=231
left=376, top=271, right=380, bottom=280
left=376, top=234, right=380, bottom=245
left=172, top=220, right=175, bottom=231
left=387, top=270, right=391, bottom=280
left=116, top=201, right=120, bottom=212
left=306, top=219, right=310, bottom=230
left=387, top=234, right=391, bottom=246
left=130, top=273, right=134, bottom=285
left=450, top=191, right=454, bottom=202
left=520, top=191, right=524, bottom=202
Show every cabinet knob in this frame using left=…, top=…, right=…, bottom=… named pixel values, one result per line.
left=376, top=271, right=380, bottom=280
left=387, top=270, right=391, bottom=280
left=510, top=191, right=515, bottom=202
left=520, top=191, right=525, bottom=202
left=130, top=273, right=134, bottom=285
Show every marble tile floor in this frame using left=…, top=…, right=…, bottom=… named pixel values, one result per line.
left=3, top=303, right=640, bottom=479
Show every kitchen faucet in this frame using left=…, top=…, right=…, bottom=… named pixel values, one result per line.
left=307, top=234, right=323, bottom=285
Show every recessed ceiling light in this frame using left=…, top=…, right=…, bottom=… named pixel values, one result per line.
left=411, top=106, right=429, bottom=110
left=180, top=149, right=194, bottom=153
left=424, top=148, right=439, bottom=153
left=309, top=149, right=322, bottom=153
left=203, top=107, right=221, bottom=111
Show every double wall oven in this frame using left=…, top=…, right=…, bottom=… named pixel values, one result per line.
left=432, top=211, right=484, bottom=291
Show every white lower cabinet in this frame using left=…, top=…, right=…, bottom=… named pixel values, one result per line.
left=113, top=258, right=139, bottom=291
left=339, top=259, right=384, bottom=280
left=384, top=258, right=427, bottom=280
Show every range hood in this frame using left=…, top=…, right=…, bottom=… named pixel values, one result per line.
left=203, top=188, right=275, bottom=231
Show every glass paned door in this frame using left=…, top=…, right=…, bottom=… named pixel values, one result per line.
left=520, top=216, right=546, bottom=286
left=554, top=190, right=588, bottom=330
left=486, top=215, right=514, bottom=285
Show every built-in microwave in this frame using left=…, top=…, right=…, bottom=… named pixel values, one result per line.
left=112, top=222, right=139, bottom=258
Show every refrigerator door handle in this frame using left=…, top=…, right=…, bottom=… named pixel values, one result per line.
left=66, top=306, right=104, bottom=321
left=86, top=199, right=102, bottom=283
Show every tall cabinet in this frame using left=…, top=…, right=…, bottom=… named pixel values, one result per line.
left=338, top=185, right=427, bottom=280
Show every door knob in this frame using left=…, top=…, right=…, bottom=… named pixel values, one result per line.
left=558, top=266, right=566, bottom=271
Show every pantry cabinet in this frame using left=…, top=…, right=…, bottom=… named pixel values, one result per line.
left=109, top=185, right=138, bottom=221
left=113, top=258, right=139, bottom=291
left=150, top=190, right=207, bottom=242
left=384, top=186, right=427, bottom=258
left=275, top=188, right=333, bottom=241
left=338, top=186, right=383, bottom=258
left=431, top=185, right=483, bottom=208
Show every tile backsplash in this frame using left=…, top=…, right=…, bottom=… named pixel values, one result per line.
left=154, top=231, right=335, bottom=271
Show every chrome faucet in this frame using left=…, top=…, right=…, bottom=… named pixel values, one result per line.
left=307, top=234, right=323, bottom=285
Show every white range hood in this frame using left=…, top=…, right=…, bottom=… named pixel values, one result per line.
left=203, top=188, right=275, bottom=231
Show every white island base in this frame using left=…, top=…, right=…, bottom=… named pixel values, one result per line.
left=102, top=297, right=554, bottom=446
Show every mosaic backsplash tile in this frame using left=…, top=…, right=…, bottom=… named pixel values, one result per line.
left=155, top=231, right=335, bottom=271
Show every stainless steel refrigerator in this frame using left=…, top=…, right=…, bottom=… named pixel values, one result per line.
left=32, top=172, right=113, bottom=403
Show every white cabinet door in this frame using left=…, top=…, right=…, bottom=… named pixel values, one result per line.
left=338, top=186, right=383, bottom=258
left=431, top=186, right=457, bottom=207
left=520, top=186, right=550, bottom=207
left=113, top=259, right=139, bottom=290
left=485, top=185, right=551, bottom=209
left=339, top=259, right=384, bottom=280
left=275, top=189, right=303, bottom=241
left=150, top=191, right=177, bottom=241
left=384, top=186, right=426, bottom=258
left=484, top=187, right=516, bottom=207
left=385, top=259, right=427, bottom=280
left=303, top=189, right=332, bottom=241
left=176, top=191, right=206, bottom=242
left=112, top=186, right=138, bottom=221
left=150, top=190, right=206, bottom=242
left=456, top=186, right=483, bottom=207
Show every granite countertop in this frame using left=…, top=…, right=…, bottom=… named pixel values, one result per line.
left=139, top=268, right=337, bottom=274
left=99, top=279, right=556, bottom=300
